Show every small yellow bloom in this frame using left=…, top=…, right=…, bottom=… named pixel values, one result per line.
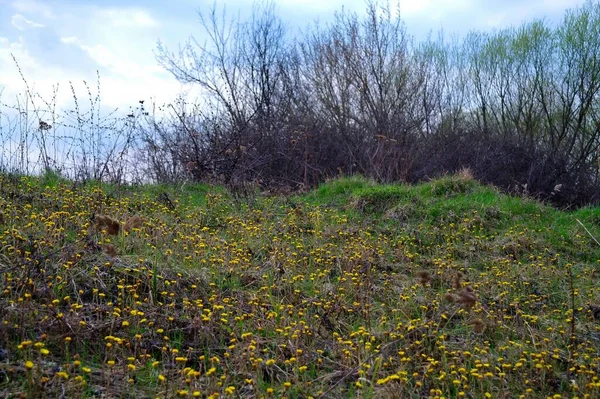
left=56, top=371, right=69, bottom=380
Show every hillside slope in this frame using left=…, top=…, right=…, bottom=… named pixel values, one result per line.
left=1, top=172, right=599, bottom=398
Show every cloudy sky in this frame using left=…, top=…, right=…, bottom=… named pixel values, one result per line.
left=0, top=0, right=589, bottom=115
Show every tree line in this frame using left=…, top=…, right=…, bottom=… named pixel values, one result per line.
left=143, top=0, right=600, bottom=206
left=5, top=1, right=599, bottom=207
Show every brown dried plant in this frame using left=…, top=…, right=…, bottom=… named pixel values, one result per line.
left=103, top=244, right=117, bottom=257
left=443, top=292, right=456, bottom=303
left=469, top=318, right=485, bottom=333
left=457, top=167, right=474, bottom=181
left=94, top=215, right=121, bottom=236
left=453, top=271, right=463, bottom=289
left=124, top=215, right=143, bottom=232
left=416, top=270, right=431, bottom=286
left=458, top=286, right=477, bottom=308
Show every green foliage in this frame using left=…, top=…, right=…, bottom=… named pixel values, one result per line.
left=428, top=173, right=478, bottom=198
left=350, top=184, right=415, bottom=213
left=36, top=169, right=68, bottom=189
left=309, top=175, right=374, bottom=206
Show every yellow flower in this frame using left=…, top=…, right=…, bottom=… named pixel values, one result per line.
left=25, top=360, right=34, bottom=369
left=56, top=371, right=69, bottom=380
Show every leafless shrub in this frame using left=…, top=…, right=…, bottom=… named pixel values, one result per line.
left=0, top=57, right=139, bottom=184
left=4, top=0, right=600, bottom=208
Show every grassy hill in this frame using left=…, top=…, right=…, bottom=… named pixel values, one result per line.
left=1, top=172, right=599, bottom=398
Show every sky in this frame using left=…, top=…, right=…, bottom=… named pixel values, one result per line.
left=0, top=0, right=590, bottom=116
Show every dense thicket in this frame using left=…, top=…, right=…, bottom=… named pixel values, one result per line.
left=144, top=0, right=600, bottom=206
left=4, top=1, right=598, bottom=206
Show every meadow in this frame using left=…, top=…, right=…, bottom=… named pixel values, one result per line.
left=1, top=171, right=600, bottom=398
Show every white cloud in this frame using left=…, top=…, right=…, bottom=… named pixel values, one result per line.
left=57, top=35, right=182, bottom=109
left=11, top=14, right=44, bottom=31
left=1, top=2, right=177, bottom=113
left=1, top=0, right=590, bottom=117
left=0, top=35, right=37, bottom=71
left=95, top=8, right=160, bottom=29
left=0, top=36, right=67, bottom=107
left=11, top=0, right=55, bottom=19
left=275, top=0, right=358, bottom=13
left=59, top=36, right=79, bottom=45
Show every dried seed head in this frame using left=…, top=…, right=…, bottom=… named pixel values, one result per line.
left=103, top=244, right=117, bottom=257
left=124, top=215, right=143, bottom=232
left=105, top=218, right=121, bottom=236
left=94, top=215, right=109, bottom=228
left=95, top=215, right=121, bottom=235
left=469, top=318, right=485, bottom=333
left=443, top=292, right=456, bottom=303
left=458, top=287, right=477, bottom=308
left=453, top=272, right=463, bottom=289
left=416, top=271, right=431, bottom=286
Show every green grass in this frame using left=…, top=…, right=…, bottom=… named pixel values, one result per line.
left=1, top=172, right=600, bottom=398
